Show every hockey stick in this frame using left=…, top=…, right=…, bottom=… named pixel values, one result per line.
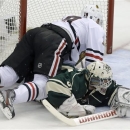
left=75, top=51, right=85, bottom=68
left=42, top=99, right=118, bottom=126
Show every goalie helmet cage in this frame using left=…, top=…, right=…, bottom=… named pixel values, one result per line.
left=0, top=0, right=114, bottom=64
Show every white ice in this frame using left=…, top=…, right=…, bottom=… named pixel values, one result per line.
left=0, top=0, right=130, bottom=129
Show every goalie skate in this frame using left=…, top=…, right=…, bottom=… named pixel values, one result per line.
left=0, top=90, right=15, bottom=119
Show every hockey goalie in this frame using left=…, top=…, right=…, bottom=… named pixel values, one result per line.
left=46, top=61, right=130, bottom=118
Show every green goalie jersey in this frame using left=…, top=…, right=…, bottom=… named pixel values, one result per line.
left=46, top=65, right=120, bottom=108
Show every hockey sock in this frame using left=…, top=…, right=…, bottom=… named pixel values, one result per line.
left=13, top=74, right=48, bottom=104
left=0, top=66, right=19, bottom=88
left=33, top=74, right=48, bottom=100
left=13, top=82, right=39, bottom=104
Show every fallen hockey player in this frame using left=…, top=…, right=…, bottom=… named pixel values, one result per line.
left=46, top=61, right=130, bottom=118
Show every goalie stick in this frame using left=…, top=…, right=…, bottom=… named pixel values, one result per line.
left=42, top=99, right=118, bottom=126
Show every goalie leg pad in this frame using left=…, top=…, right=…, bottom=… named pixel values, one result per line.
left=110, top=86, right=130, bottom=117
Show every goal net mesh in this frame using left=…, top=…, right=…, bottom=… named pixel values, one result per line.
left=0, top=0, right=109, bottom=64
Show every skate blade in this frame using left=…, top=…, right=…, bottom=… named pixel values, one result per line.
left=0, top=92, right=4, bottom=102
left=0, top=103, right=14, bottom=119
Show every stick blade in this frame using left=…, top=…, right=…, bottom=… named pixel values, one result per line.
left=42, top=99, right=76, bottom=126
left=42, top=99, right=118, bottom=126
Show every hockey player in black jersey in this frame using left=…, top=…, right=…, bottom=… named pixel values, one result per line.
left=0, top=4, right=105, bottom=119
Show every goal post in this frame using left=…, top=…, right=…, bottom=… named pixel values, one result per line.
left=106, top=0, right=114, bottom=54
left=19, top=0, right=27, bottom=41
left=0, top=0, right=114, bottom=64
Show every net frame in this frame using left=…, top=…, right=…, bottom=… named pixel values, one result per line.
left=0, top=0, right=114, bottom=64
left=20, top=0, right=114, bottom=54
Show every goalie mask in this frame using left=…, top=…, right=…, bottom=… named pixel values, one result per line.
left=81, top=4, right=103, bottom=26
left=86, top=61, right=113, bottom=95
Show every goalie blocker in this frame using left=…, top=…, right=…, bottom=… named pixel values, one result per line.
left=109, top=86, right=130, bottom=117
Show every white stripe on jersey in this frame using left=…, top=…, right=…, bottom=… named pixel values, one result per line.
left=49, top=39, right=67, bottom=77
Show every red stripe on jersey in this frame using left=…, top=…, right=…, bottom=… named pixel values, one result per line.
left=75, top=37, right=79, bottom=45
left=28, top=82, right=35, bottom=100
left=86, top=53, right=103, bottom=61
left=50, top=40, right=67, bottom=77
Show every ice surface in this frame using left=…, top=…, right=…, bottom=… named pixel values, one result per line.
left=0, top=0, right=130, bottom=129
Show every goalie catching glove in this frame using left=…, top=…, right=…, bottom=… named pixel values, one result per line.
left=109, top=86, right=130, bottom=117
left=58, top=94, right=95, bottom=118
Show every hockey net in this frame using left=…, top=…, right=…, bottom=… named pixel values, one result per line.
left=0, top=0, right=114, bottom=64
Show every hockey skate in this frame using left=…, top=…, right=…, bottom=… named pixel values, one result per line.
left=0, top=90, right=15, bottom=119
